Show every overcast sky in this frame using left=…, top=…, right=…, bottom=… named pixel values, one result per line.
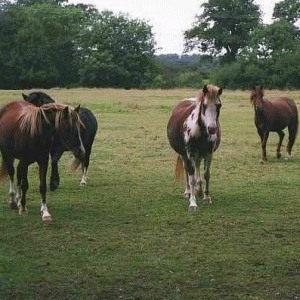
left=69, top=0, right=281, bottom=54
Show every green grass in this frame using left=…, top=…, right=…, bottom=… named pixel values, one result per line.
left=1, top=88, right=300, bottom=299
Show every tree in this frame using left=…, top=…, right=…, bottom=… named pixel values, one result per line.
left=273, top=0, right=300, bottom=24
left=0, top=1, right=86, bottom=88
left=249, top=21, right=298, bottom=60
left=78, top=10, right=156, bottom=88
left=184, top=0, right=260, bottom=63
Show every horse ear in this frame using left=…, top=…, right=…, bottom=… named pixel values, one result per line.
left=22, top=93, right=28, bottom=101
left=218, top=88, right=223, bottom=96
left=203, top=85, right=208, bottom=95
left=63, top=106, right=69, bottom=117
left=74, top=105, right=81, bottom=113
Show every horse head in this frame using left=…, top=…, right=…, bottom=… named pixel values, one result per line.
left=23, top=92, right=55, bottom=107
left=42, top=104, right=85, bottom=160
left=250, top=85, right=264, bottom=112
left=198, top=84, right=222, bottom=141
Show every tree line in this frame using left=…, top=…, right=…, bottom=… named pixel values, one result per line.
left=0, top=0, right=299, bottom=90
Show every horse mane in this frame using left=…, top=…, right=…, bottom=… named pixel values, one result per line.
left=197, top=84, right=222, bottom=103
left=19, top=103, right=82, bottom=137
left=41, top=103, right=83, bottom=130
left=19, top=105, right=48, bottom=137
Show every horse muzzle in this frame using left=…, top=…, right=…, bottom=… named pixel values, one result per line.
left=208, top=126, right=217, bottom=135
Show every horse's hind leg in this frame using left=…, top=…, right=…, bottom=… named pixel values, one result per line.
left=16, top=161, right=29, bottom=214
left=276, top=130, right=285, bottom=158
left=80, top=147, right=91, bottom=186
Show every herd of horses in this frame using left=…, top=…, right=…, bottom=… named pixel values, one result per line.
left=0, top=84, right=298, bottom=220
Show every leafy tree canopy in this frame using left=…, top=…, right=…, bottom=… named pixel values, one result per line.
left=273, top=0, right=300, bottom=24
left=184, top=0, right=260, bottom=63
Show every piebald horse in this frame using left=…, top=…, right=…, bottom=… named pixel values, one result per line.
left=251, top=85, right=298, bottom=163
left=0, top=101, right=85, bottom=222
left=167, top=84, right=222, bottom=211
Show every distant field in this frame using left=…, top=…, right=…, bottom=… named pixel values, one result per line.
left=0, top=88, right=300, bottom=299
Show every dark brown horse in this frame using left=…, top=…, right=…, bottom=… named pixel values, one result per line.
left=251, top=85, right=298, bottom=163
left=167, top=84, right=222, bottom=211
left=22, top=92, right=98, bottom=190
left=0, top=101, right=85, bottom=222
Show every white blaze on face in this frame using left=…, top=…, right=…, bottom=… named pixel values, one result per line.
left=201, top=96, right=220, bottom=141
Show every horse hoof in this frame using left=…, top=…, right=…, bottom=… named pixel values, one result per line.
left=80, top=181, right=87, bottom=186
left=260, top=159, right=264, bottom=164
left=203, top=197, right=212, bottom=205
left=188, top=205, right=198, bottom=212
left=277, top=153, right=281, bottom=159
left=42, top=215, right=52, bottom=223
left=10, top=201, right=18, bottom=210
left=18, top=208, right=27, bottom=215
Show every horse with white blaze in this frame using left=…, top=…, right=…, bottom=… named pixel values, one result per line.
left=167, top=84, right=223, bottom=211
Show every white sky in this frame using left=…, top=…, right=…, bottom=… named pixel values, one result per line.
left=68, top=0, right=282, bottom=54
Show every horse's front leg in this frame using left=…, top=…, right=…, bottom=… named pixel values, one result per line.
left=203, top=154, right=213, bottom=205
left=260, top=131, right=269, bottom=163
left=276, top=130, right=285, bottom=158
left=16, top=161, right=29, bottom=214
left=39, top=161, right=52, bottom=222
left=184, top=157, right=198, bottom=211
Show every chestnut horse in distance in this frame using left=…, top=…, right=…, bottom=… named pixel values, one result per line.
left=251, top=85, right=298, bottom=163
left=167, top=84, right=222, bottom=211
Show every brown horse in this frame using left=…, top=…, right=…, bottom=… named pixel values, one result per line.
left=167, top=84, right=222, bottom=211
left=0, top=101, right=85, bottom=222
left=251, top=85, right=298, bottom=163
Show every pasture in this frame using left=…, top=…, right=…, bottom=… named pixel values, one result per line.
left=0, top=88, right=300, bottom=299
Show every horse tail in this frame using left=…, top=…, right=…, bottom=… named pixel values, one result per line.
left=175, top=155, right=185, bottom=184
left=287, top=105, right=299, bottom=154
left=0, top=159, right=8, bottom=181
left=69, top=157, right=82, bottom=172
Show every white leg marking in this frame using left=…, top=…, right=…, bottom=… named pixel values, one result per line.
left=41, top=203, right=52, bottom=222
left=9, top=180, right=17, bottom=208
left=80, top=168, right=88, bottom=186
left=15, top=186, right=27, bottom=213
left=285, top=153, right=293, bottom=160
left=188, top=174, right=198, bottom=211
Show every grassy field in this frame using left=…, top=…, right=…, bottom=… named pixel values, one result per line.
left=0, top=88, right=300, bottom=299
